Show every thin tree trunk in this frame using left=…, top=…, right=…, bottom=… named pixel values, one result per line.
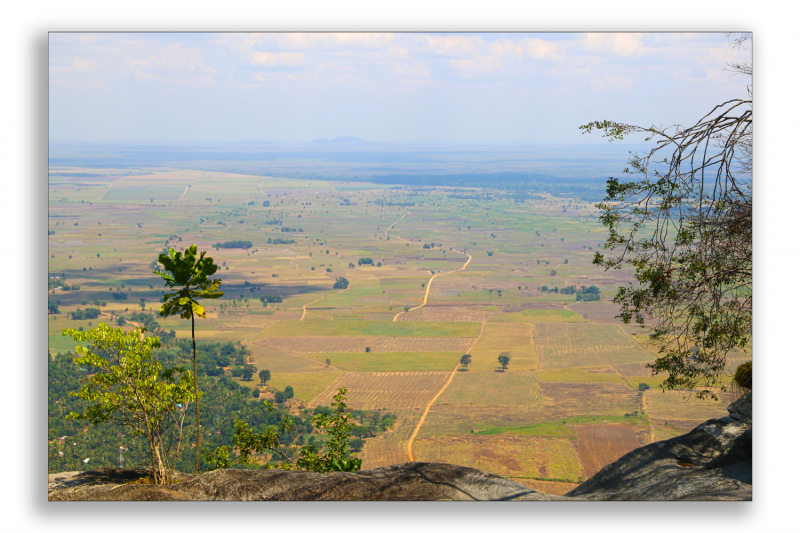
left=192, top=311, right=200, bottom=475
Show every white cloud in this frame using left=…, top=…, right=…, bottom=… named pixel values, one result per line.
left=393, top=61, right=430, bottom=77
left=520, top=38, right=559, bottom=60
left=449, top=54, right=505, bottom=74
left=49, top=57, right=94, bottom=75
left=252, top=52, right=305, bottom=67
left=583, top=33, right=647, bottom=57
left=271, top=33, right=395, bottom=50
left=418, top=35, right=485, bottom=58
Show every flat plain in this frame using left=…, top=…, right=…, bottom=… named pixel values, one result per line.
left=48, top=168, right=741, bottom=494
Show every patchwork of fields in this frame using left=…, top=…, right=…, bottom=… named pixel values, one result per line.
left=48, top=169, right=741, bottom=494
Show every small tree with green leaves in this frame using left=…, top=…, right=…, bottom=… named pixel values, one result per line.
left=203, top=387, right=361, bottom=473
left=498, top=352, right=510, bottom=372
left=460, top=354, right=472, bottom=370
left=63, top=324, right=194, bottom=484
left=153, top=244, right=223, bottom=474
left=259, top=369, right=271, bottom=385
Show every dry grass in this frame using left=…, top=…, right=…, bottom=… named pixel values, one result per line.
left=644, top=389, right=731, bottom=421
left=435, top=371, right=544, bottom=407
left=535, top=323, right=653, bottom=370
left=537, top=366, right=627, bottom=384
left=257, top=371, right=343, bottom=403
left=468, top=323, right=537, bottom=372
left=255, top=336, right=474, bottom=354
left=311, top=371, right=450, bottom=410
left=413, top=434, right=583, bottom=482
left=305, top=351, right=462, bottom=372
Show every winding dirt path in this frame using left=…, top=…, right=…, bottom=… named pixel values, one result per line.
left=406, top=321, right=486, bottom=461
left=392, top=249, right=472, bottom=321
left=177, top=178, right=200, bottom=203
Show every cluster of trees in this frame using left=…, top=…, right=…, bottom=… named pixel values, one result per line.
left=111, top=292, right=129, bottom=300
left=333, top=277, right=349, bottom=289
left=357, top=258, right=373, bottom=265
left=268, top=237, right=295, bottom=245
left=576, top=285, right=601, bottom=301
left=70, top=308, right=101, bottom=320
left=280, top=227, right=303, bottom=233
left=265, top=218, right=281, bottom=225
left=214, top=240, right=253, bottom=250
left=260, top=295, right=283, bottom=304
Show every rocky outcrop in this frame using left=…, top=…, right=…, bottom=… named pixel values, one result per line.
left=49, top=393, right=752, bottom=501
left=566, top=392, right=752, bottom=501
left=48, top=462, right=571, bottom=501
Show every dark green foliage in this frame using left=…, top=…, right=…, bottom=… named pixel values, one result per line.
left=734, top=361, right=752, bottom=390
left=259, top=369, right=271, bottom=385
left=576, top=285, right=600, bottom=301
left=70, top=308, right=101, bottom=320
left=333, top=277, right=349, bottom=289
left=242, top=364, right=256, bottom=381
left=460, top=354, right=471, bottom=370
left=111, top=292, right=129, bottom=300
left=213, top=240, right=253, bottom=250
left=284, top=386, right=294, bottom=400
left=498, top=353, right=510, bottom=371
left=262, top=200, right=270, bottom=207
left=358, top=258, right=373, bottom=265
left=268, top=237, right=296, bottom=245
left=203, top=388, right=362, bottom=473
left=48, top=301, right=60, bottom=314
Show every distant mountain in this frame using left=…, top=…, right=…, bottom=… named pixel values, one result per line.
left=304, top=136, right=378, bottom=147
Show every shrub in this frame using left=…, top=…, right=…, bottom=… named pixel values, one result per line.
left=734, top=361, right=752, bottom=390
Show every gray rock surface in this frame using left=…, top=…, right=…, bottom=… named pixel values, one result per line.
left=566, top=392, right=752, bottom=501
left=48, top=462, right=571, bottom=501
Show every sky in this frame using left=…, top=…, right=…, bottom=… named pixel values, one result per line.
left=49, top=32, right=751, bottom=145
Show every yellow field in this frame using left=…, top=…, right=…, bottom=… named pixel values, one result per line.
left=537, top=366, right=627, bottom=384
left=435, top=371, right=544, bottom=406
left=644, top=389, right=731, bottom=422
left=468, top=322, right=537, bottom=372
left=311, top=371, right=450, bottom=410
left=535, top=323, right=653, bottom=369
left=255, top=336, right=474, bottom=354
left=257, top=371, right=342, bottom=403
left=413, top=434, right=583, bottom=482
left=305, top=351, right=462, bottom=372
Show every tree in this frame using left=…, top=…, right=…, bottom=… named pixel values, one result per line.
left=581, top=34, right=751, bottom=400
left=48, top=301, right=59, bottom=314
left=325, top=358, right=331, bottom=368
left=242, top=364, right=256, bottom=381
left=365, top=347, right=371, bottom=353
left=460, top=354, right=472, bottom=370
left=333, top=277, right=349, bottom=289
left=498, top=352, right=510, bottom=372
left=284, top=385, right=294, bottom=399
left=259, top=369, right=271, bottom=385
left=153, top=244, right=224, bottom=473
left=62, top=324, right=194, bottom=484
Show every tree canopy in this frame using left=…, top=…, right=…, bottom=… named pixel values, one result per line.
left=581, top=34, right=752, bottom=399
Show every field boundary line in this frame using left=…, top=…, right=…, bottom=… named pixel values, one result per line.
left=406, top=321, right=485, bottom=462
left=300, top=286, right=350, bottom=321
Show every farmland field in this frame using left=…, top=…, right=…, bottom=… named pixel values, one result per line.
left=48, top=168, right=741, bottom=484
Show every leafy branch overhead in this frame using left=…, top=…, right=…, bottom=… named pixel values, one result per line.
left=580, top=35, right=752, bottom=399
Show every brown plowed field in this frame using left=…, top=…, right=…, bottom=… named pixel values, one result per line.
left=359, top=409, right=421, bottom=470
left=540, top=382, right=639, bottom=415
left=311, top=371, right=450, bottom=410
left=576, top=423, right=644, bottom=478
left=255, top=337, right=474, bottom=353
